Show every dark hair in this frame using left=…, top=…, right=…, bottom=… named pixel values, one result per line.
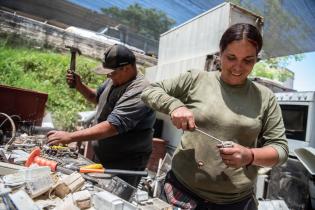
left=219, top=23, right=263, bottom=55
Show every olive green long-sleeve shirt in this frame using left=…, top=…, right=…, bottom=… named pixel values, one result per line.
left=141, top=70, right=288, bottom=204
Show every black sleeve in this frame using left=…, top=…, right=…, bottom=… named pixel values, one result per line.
left=107, top=81, right=154, bottom=133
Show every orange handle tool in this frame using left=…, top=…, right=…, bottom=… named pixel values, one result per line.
left=25, top=147, right=57, bottom=171
left=79, top=167, right=148, bottom=177
left=79, top=168, right=105, bottom=173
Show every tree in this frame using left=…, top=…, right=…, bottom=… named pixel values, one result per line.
left=251, top=55, right=303, bottom=82
left=101, top=4, right=175, bottom=40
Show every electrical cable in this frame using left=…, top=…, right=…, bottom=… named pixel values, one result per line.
left=0, top=114, right=21, bottom=128
left=0, top=112, right=16, bottom=150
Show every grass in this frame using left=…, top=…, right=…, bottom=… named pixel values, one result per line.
left=0, top=35, right=104, bottom=129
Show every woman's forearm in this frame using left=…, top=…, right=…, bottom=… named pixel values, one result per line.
left=251, top=146, right=279, bottom=167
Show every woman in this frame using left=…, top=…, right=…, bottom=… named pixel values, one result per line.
left=141, top=23, right=288, bottom=210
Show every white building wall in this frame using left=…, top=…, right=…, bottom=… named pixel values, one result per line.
left=158, top=3, right=230, bottom=65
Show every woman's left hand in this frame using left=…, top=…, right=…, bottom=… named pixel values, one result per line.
left=218, top=143, right=254, bottom=168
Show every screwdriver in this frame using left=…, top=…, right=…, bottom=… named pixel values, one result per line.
left=66, top=164, right=148, bottom=177
left=195, top=127, right=234, bottom=148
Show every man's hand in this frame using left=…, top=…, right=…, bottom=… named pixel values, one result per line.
left=170, top=106, right=195, bottom=131
left=218, top=143, right=253, bottom=168
left=47, top=130, right=73, bottom=145
left=66, top=70, right=82, bottom=88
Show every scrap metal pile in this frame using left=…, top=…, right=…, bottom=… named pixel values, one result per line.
left=0, top=109, right=171, bottom=209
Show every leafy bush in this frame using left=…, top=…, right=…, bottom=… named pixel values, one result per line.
left=0, top=38, right=104, bottom=130
left=252, top=61, right=295, bottom=82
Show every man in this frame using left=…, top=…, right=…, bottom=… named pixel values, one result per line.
left=47, top=44, right=156, bottom=186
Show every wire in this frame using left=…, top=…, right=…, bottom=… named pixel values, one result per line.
left=0, top=112, right=16, bottom=150
left=0, top=114, right=21, bottom=128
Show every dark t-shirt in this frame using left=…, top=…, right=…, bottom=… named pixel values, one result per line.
left=92, top=73, right=156, bottom=167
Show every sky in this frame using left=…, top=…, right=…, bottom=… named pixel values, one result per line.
left=287, top=51, right=315, bottom=91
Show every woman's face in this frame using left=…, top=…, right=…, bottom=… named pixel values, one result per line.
left=220, top=39, right=257, bottom=85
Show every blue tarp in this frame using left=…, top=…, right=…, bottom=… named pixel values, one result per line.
left=68, top=0, right=315, bottom=58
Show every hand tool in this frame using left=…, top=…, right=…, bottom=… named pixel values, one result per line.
left=25, top=147, right=98, bottom=184
left=66, top=163, right=148, bottom=177
left=195, top=127, right=234, bottom=148
left=57, top=165, right=99, bottom=184
left=65, top=45, right=81, bottom=88
left=25, top=147, right=57, bottom=171
left=71, top=165, right=148, bottom=177
left=80, top=163, right=103, bottom=169
left=26, top=148, right=148, bottom=178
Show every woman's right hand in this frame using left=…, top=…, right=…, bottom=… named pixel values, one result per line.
left=66, top=70, right=82, bottom=88
left=170, top=106, right=196, bottom=131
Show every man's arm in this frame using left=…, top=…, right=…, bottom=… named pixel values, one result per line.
left=75, top=81, right=98, bottom=104
left=67, top=71, right=98, bottom=104
left=47, top=121, right=118, bottom=145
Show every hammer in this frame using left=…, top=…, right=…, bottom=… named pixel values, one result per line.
left=65, top=45, right=81, bottom=88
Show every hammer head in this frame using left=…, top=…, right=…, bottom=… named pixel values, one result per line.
left=65, top=45, right=82, bottom=55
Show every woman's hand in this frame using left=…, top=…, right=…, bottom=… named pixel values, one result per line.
left=170, top=106, right=195, bottom=131
left=46, top=130, right=73, bottom=145
left=218, top=143, right=254, bottom=168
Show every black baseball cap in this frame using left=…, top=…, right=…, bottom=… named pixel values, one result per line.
left=93, top=44, right=136, bottom=75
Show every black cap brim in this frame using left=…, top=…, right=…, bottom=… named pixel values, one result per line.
left=92, top=65, right=114, bottom=75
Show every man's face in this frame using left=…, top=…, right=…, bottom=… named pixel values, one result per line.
left=106, top=65, right=131, bottom=86
left=220, top=39, right=257, bottom=85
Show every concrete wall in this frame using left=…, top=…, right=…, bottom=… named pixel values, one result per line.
left=0, top=0, right=159, bottom=55
left=0, top=9, right=157, bottom=67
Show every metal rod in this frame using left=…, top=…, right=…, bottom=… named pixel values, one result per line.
left=104, top=169, right=148, bottom=177
left=195, top=127, right=223, bottom=144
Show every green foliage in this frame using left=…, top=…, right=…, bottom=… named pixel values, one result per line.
left=251, top=60, right=295, bottom=82
left=101, top=3, right=175, bottom=40
left=0, top=38, right=104, bottom=130
left=261, top=54, right=304, bottom=69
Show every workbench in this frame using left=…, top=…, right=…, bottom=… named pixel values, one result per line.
left=0, top=133, right=172, bottom=210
